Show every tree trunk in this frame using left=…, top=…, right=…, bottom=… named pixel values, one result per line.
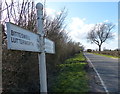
left=98, top=45, right=101, bottom=51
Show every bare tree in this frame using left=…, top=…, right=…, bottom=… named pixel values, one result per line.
left=87, top=22, right=115, bottom=51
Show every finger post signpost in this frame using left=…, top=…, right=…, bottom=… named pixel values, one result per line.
left=36, top=3, right=47, bottom=93
left=6, top=2, right=55, bottom=93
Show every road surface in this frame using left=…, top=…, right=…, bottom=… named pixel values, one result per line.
left=84, top=53, right=119, bottom=93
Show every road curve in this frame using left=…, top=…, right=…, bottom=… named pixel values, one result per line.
left=84, top=53, right=118, bottom=93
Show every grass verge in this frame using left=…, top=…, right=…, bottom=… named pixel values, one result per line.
left=92, top=53, right=119, bottom=59
left=51, top=52, right=89, bottom=93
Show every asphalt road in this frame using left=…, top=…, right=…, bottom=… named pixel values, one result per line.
left=84, top=53, right=119, bottom=93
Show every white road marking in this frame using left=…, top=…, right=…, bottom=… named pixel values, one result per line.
left=84, top=53, right=109, bottom=94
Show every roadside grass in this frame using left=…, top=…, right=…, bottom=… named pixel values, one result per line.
left=65, top=53, right=86, bottom=64
left=92, top=53, right=119, bottom=59
left=51, top=52, right=89, bottom=93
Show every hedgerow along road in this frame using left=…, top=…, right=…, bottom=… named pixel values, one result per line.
left=84, top=53, right=118, bottom=93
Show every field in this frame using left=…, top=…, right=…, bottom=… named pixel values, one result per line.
left=92, top=51, right=119, bottom=58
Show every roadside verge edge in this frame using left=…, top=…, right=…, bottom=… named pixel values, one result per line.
left=83, top=52, right=109, bottom=94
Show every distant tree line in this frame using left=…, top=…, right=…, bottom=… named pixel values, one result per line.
left=1, top=0, right=84, bottom=93
left=86, top=48, right=119, bottom=57
left=86, top=48, right=119, bottom=52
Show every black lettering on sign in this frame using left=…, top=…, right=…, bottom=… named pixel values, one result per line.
left=11, top=37, right=18, bottom=43
left=11, top=30, right=14, bottom=36
left=19, top=39, right=34, bottom=46
left=11, top=30, right=30, bottom=40
left=11, top=37, right=34, bottom=46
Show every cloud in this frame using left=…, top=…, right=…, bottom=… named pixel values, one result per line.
left=67, top=17, right=118, bottom=50
left=113, top=32, right=118, bottom=40
left=45, top=8, right=62, bottom=19
left=67, top=17, right=96, bottom=50
left=104, top=20, right=109, bottom=23
left=67, top=17, right=94, bottom=42
left=69, top=17, right=85, bottom=30
left=45, top=8, right=56, bottom=16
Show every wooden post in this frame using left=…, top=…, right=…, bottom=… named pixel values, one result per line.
left=0, top=24, right=2, bottom=94
left=36, top=3, right=47, bottom=93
